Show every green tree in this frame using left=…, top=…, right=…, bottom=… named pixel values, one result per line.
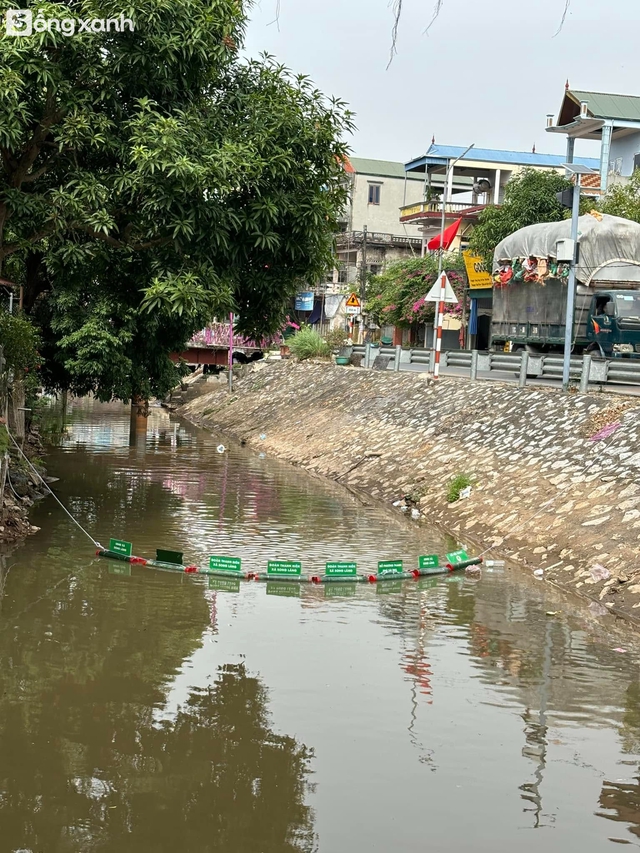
left=469, top=169, right=573, bottom=265
left=600, top=169, right=640, bottom=222
left=0, top=0, right=353, bottom=400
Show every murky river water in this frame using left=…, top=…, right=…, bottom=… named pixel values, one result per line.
left=2, top=400, right=640, bottom=851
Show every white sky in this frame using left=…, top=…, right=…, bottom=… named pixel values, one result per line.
left=244, top=0, right=640, bottom=164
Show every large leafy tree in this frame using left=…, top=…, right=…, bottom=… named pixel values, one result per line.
left=600, top=169, right=640, bottom=222
left=469, top=168, right=572, bottom=265
left=0, top=0, right=353, bottom=400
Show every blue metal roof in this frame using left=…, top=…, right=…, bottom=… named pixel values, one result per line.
left=406, top=144, right=600, bottom=172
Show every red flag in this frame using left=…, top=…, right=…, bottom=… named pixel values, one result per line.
left=427, top=218, right=462, bottom=251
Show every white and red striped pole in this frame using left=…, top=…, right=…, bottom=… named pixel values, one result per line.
left=433, top=272, right=446, bottom=379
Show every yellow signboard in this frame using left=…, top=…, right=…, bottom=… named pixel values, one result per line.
left=463, top=250, right=493, bottom=290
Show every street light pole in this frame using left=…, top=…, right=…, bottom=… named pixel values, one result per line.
left=433, top=143, right=474, bottom=379
left=562, top=177, right=581, bottom=391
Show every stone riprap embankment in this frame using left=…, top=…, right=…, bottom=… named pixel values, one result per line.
left=180, top=360, right=640, bottom=623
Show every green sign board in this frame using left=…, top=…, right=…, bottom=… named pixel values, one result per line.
left=108, top=563, right=131, bottom=577
left=324, top=583, right=358, bottom=598
left=209, top=555, right=242, bottom=573
left=109, top=538, right=132, bottom=557
left=325, top=561, right=357, bottom=577
left=377, top=580, right=403, bottom=595
left=378, top=560, right=403, bottom=575
left=267, top=560, right=302, bottom=576
left=156, top=549, right=184, bottom=566
left=209, top=575, right=241, bottom=593
left=446, top=550, right=469, bottom=565
left=419, top=555, right=439, bottom=569
left=266, top=582, right=301, bottom=598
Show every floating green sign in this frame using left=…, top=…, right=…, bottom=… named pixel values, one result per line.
left=267, top=560, right=302, bottom=576
left=209, top=575, right=241, bottom=593
left=378, top=560, right=403, bottom=575
left=325, top=561, right=357, bottom=577
left=109, top=538, right=132, bottom=557
left=209, top=555, right=242, bottom=573
left=157, top=549, right=183, bottom=566
left=446, top=550, right=469, bottom=565
left=419, top=555, right=439, bottom=569
left=266, top=582, right=301, bottom=597
left=108, top=563, right=131, bottom=577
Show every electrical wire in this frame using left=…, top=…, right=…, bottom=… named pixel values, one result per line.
left=4, top=425, right=103, bottom=549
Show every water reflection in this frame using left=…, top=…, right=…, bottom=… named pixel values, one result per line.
left=2, top=400, right=640, bottom=849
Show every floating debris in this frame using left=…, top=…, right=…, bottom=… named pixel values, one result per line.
left=216, top=444, right=226, bottom=454
left=590, top=563, right=610, bottom=582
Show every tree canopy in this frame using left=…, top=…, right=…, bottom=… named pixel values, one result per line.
left=600, top=169, right=640, bottom=222
left=0, top=0, right=353, bottom=400
left=469, top=168, right=573, bottom=265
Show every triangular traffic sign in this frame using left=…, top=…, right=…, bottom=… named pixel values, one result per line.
left=425, top=273, right=458, bottom=303
left=345, top=292, right=361, bottom=307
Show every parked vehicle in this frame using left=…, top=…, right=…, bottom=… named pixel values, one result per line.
left=491, top=214, right=640, bottom=357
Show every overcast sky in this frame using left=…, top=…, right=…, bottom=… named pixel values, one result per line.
left=244, top=0, right=640, bottom=164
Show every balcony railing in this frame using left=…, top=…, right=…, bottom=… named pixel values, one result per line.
left=336, top=231, right=422, bottom=247
left=400, top=200, right=488, bottom=219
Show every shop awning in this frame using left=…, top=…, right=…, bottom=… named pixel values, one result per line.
left=427, top=218, right=462, bottom=251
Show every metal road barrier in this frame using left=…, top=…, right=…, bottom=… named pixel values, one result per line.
left=349, top=345, right=640, bottom=388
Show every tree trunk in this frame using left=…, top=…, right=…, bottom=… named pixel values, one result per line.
left=129, top=396, right=149, bottom=444
left=9, top=373, right=25, bottom=446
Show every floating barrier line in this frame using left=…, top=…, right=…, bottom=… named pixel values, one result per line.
left=97, top=550, right=483, bottom=583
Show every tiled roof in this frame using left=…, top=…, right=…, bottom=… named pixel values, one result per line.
left=349, top=157, right=425, bottom=181
left=406, top=144, right=600, bottom=171
left=568, top=89, right=640, bottom=122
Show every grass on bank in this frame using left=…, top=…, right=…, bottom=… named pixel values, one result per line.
left=288, top=327, right=331, bottom=360
left=446, top=473, right=474, bottom=503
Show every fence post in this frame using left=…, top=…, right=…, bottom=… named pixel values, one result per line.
left=364, top=342, right=371, bottom=369
left=394, top=345, right=401, bottom=373
left=579, top=353, right=591, bottom=394
left=470, top=349, right=479, bottom=381
left=518, top=351, right=529, bottom=388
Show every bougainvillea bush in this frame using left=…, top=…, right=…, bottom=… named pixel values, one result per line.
left=366, top=253, right=467, bottom=329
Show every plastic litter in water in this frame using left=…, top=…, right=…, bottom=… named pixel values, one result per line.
left=533, top=569, right=544, bottom=579
left=410, top=508, right=421, bottom=520
left=589, top=601, right=609, bottom=617
left=216, top=444, right=225, bottom=454
left=259, top=433, right=267, bottom=440
left=258, top=452, right=266, bottom=459
left=459, top=486, right=472, bottom=500
left=485, top=560, right=505, bottom=568
left=613, top=648, right=628, bottom=654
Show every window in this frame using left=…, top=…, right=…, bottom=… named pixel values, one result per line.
left=369, top=264, right=381, bottom=276
left=368, top=183, right=381, bottom=205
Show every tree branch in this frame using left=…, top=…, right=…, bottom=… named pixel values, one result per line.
left=76, top=224, right=172, bottom=251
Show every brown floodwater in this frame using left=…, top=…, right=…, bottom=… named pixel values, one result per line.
left=2, top=399, right=640, bottom=851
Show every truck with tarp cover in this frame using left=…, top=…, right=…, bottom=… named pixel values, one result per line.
left=491, top=213, right=640, bottom=357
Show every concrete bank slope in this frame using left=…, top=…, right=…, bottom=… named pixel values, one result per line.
left=181, top=361, right=640, bottom=623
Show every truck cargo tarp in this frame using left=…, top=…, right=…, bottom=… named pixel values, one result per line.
left=493, top=214, right=640, bottom=285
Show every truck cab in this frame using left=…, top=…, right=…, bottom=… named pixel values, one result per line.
left=586, top=291, right=640, bottom=356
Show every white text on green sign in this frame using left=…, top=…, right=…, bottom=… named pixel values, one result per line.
left=109, top=538, right=132, bottom=557
left=378, top=560, right=403, bottom=575
left=419, top=555, right=439, bottom=569
left=325, top=561, right=357, bottom=577
left=446, top=550, right=468, bottom=564
left=209, top=555, right=242, bottom=573
left=267, top=560, right=302, bottom=576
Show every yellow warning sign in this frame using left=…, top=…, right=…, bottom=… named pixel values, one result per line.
left=345, top=293, right=361, bottom=308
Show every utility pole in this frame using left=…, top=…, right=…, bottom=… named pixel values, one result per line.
left=432, top=143, right=474, bottom=379
left=559, top=163, right=597, bottom=391
left=360, top=225, right=367, bottom=344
